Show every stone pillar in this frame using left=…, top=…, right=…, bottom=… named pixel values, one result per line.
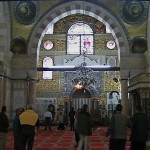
left=0, top=76, right=4, bottom=107
left=145, top=3, right=150, bottom=149
left=120, top=78, right=129, bottom=116
left=25, top=70, right=37, bottom=107
left=0, top=61, right=5, bottom=107
left=147, top=1, right=150, bottom=74
left=27, top=79, right=36, bottom=106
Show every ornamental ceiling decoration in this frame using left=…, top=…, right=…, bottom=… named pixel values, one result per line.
left=120, top=0, right=148, bottom=25
left=10, top=36, right=26, bottom=54
left=13, top=1, right=39, bottom=25
left=130, top=37, right=147, bottom=53
left=36, top=71, right=60, bottom=93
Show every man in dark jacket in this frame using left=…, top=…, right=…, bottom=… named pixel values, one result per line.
left=106, top=104, right=131, bottom=150
left=0, top=105, right=9, bottom=150
left=13, top=108, right=24, bottom=150
left=69, top=107, right=75, bottom=131
left=76, top=104, right=92, bottom=150
left=130, top=105, right=148, bottom=150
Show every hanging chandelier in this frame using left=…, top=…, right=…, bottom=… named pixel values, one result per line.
left=72, top=61, right=96, bottom=90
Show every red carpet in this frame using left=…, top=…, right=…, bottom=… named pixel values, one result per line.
left=6, top=126, right=131, bottom=150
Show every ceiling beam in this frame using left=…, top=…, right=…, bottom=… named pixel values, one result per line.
left=37, top=67, right=120, bottom=71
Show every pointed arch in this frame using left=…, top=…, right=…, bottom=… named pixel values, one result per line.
left=28, top=0, right=129, bottom=73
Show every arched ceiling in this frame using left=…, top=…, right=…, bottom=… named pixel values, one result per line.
left=28, top=0, right=129, bottom=65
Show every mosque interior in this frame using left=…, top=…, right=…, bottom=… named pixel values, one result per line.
left=0, top=0, right=150, bottom=144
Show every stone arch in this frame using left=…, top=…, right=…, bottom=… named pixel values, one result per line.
left=71, top=88, right=92, bottom=98
left=70, top=86, right=98, bottom=98
left=28, top=0, right=129, bottom=70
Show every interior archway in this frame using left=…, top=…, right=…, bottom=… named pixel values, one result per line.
left=28, top=0, right=130, bottom=115
left=28, top=0, right=129, bottom=65
left=72, top=88, right=91, bottom=98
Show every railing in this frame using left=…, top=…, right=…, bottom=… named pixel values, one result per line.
left=129, top=73, right=150, bottom=87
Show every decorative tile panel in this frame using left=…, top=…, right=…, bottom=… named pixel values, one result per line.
left=36, top=71, right=60, bottom=92
left=104, top=71, right=121, bottom=92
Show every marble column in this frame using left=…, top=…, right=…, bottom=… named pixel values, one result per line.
left=120, top=78, right=129, bottom=116
left=0, top=76, right=4, bottom=107
left=27, top=79, right=36, bottom=106
left=146, top=3, right=150, bottom=148
left=147, top=1, right=150, bottom=73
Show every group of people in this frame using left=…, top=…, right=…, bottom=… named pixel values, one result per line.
left=71, top=104, right=148, bottom=150
left=106, top=104, right=148, bottom=150
left=0, top=105, right=39, bottom=150
left=0, top=103, right=148, bottom=150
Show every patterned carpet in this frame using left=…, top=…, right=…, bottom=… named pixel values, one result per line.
left=6, top=126, right=131, bottom=150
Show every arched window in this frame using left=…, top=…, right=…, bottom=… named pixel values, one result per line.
left=43, top=57, right=53, bottom=79
left=67, top=22, right=94, bottom=55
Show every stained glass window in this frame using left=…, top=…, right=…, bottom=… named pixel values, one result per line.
left=107, top=40, right=116, bottom=49
left=67, top=35, right=80, bottom=54
left=81, top=35, right=93, bottom=54
left=67, top=22, right=94, bottom=54
left=44, top=40, right=53, bottom=50
left=43, top=57, right=53, bottom=79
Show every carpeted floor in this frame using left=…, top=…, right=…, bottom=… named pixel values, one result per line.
left=6, top=126, right=131, bottom=150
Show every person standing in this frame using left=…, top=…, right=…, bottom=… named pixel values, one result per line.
left=69, top=107, right=75, bottom=131
left=130, top=105, right=148, bottom=150
left=44, top=109, right=52, bottom=131
left=57, top=110, right=65, bottom=130
left=76, top=104, right=92, bottom=150
left=74, top=108, right=82, bottom=148
left=13, top=108, right=22, bottom=150
left=0, top=105, right=9, bottom=150
left=105, top=104, right=131, bottom=150
left=19, top=105, right=38, bottom=150
left=12, top=107, right=24, bottom=150
left=90, top=109, right=100, bottom=130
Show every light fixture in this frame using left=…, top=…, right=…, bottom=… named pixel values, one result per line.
left=72, top=61, right=96, bottom=90
left=37, top=64, right=116, bottom=71
left=74, top=81, right=83, bottom=90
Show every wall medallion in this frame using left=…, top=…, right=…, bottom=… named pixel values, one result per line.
left=120, top=0, right=148, bottom=25
left=44, top=40, right=54, bottom=50
left=14, top=1, right=39, bottom=25
left=10, top=36, right=27, bottom=54
left=130, top=37, right=147, bottom=53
